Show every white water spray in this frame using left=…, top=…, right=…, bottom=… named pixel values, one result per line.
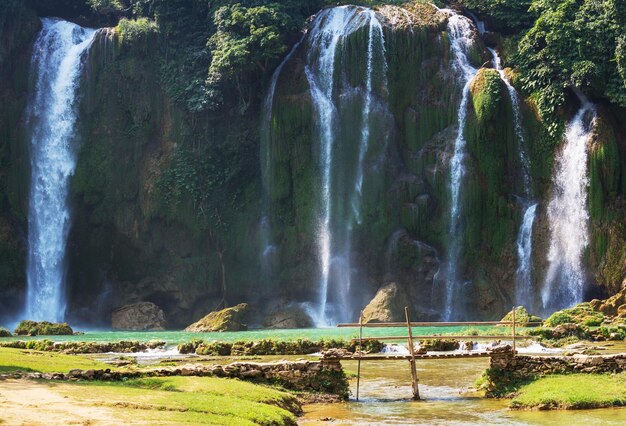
left=542, top=94, right=596, bottom=310
left=443, top=12, right=478, bottom=321
left=25, top=19, right=97, bottom=322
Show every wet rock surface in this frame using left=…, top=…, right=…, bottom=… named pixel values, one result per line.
left=111, top=302, right=166, bottom=331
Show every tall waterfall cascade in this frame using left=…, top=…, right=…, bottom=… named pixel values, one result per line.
left=488, top=47, right=537, bottom=310
left=442, top=11, right=479, bottom=321
left=303, top=6, right=388, bottom=325
left=542, top=94, right=596, bottom=312
left=25, top=18, right=97, bottom=322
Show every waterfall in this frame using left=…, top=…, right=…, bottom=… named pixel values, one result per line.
left=516, top=203, right=537, bottom=307
left=488, top=47, right=537, bottom=310
left=353, top=10, right=387, bottom=224
left=443, top=12, right=478, bottom=321
left=25, top=18, right=96, bottom=322
left=304, top=7, right=387, bottom=325
left=260, top=37, right=304, bottom=276
left=542, top=94, right=596, bottom=311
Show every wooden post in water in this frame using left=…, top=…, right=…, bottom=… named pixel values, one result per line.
left=404, top=306, right=420, bottom=400
left=356, top=311, right=364, bottom=401
left=512, top=306, right=516, bottom=356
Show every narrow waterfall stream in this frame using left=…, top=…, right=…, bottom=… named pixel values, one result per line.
left=304, top=7, right=387, bottom=325
left=260, top=37, right=304, bottom=277
left=487, top=47, right=537, bottom=310
left=25, top=18, right=97, bottom=322
left=542, top=94, right=596, bottom=311
left=443, top=12, right=479, bottom=321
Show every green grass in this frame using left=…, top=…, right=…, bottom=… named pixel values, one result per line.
left=511, top=373, right=626, bottom=410
left=59, top=376, right=298, bottom=425
left=0, top=347, right=110, bottom=373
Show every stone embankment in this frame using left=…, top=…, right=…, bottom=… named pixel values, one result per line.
left=0, top=359, right=348, bottom=398
left=485, top=345, right=626, bottom=395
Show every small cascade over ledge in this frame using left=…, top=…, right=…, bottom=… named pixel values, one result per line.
left=542, top=92, right=596, bottom=312
left=487, top=46, right=537, bottom=311
left=25, top=18, right=97, bottom=322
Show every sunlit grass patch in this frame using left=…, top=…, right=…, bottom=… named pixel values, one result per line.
left=511, top=373, right=626, bottom=410
left=0, top=347, right=110, bottom=373
left=60, top=376, right=299, bottom=425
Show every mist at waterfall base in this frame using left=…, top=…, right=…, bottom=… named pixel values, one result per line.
left=23, top=18, right=96, bottom=323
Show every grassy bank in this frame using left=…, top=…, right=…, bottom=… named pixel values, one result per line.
left=0, top=347, right=110, bottom=373
left=0, top=377, right=299, bottom=425
left=0, top=347, right=300, bottom=425
left=510, top=373, right=626, bottom=410
left=60, top=377, right=299, bottom=425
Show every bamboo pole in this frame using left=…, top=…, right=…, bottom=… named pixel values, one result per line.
left=337, top=321, right=542, bottom=327
left=356, top=311, right=363, bottom=401
left=405, top=307, right=420, bottom=400
left=349, top=335, right=536, bottom=341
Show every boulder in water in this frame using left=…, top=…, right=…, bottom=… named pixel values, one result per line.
left=111, top=301, right=167, bottom=331
left=14, top=320, right=74, bottom=336
left=263, top=307, right=313, bottom=329
left=185, top=303, right=249, bottom=332
left=361, top=283, right=407, bottom=323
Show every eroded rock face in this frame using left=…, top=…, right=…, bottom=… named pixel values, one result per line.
left=263, top=307, right=313, bottom=329
left=185, top=303, right=249, bottom=332
left=111, top=301, right=166, bottom=331
left=362, top=283, right=408, bottom=323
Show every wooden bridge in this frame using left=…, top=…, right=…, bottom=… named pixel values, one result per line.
left=325, top=307, right=542, bottom=400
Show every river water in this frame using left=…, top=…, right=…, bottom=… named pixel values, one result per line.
left=3, top=328, right=626, bottom=424
left=301, top=355, right=626, bottom=425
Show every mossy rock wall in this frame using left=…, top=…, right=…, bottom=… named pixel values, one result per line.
left=0, top=3, right=40, bottom=320
left=68, top=28, right=264, bottom=328
left=587, top=106, right=626, bottom=295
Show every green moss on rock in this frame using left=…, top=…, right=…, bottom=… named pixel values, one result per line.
left=544, top=302, right=605, bottom=327
left=14, top=320, right=74, bottom=336
left=500, top=306, right=542, bottom=325
left=185, top=303, right=249, bottom=332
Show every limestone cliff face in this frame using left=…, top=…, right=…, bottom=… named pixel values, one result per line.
left=0, top=3, right=40, bottom=321
left=0, top=2, right=624, bottom=326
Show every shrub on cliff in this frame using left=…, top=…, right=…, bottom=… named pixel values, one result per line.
left=14, top=320, right=74, bottom=336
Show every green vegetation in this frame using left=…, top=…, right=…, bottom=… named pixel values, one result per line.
left=516, top=0, right=626, bottom=135
left=0, top=347, right=110, bottom=373
left=461, top=0, right=535, bottom=32
left=14, top=320, right=74, bottom=336
left=0, top=376, right=300, bottom=425
left=500, top=306, right=543, bottom=325
left=178, top=337, right=384, bottom=356
left=510, top=373, right=626, bottom=410
left=0, top=327, right=10, bottom=337
left=0, top=339, right=166, bottom=354
left=544, top=303, right=605, bottom=327
left=116, top=17, right=157, bottom=43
